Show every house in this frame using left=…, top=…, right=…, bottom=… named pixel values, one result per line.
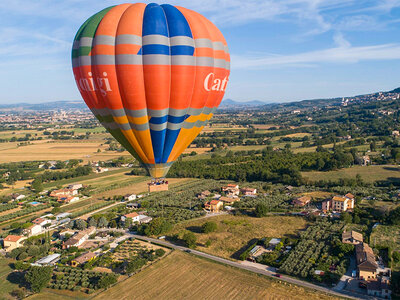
left=197, top=190, right=211, bottom=200
left=126, top=202, right=140, bottom=209
left=67, top=184, right=83, bottom=190
left=221, top=184, right=240, bottom=196
left=342, top=230, right=363, bottom=245
left=121, top=212, right=140, bottom=223
left=292, top=196, right=311, bottom=207
left=50, top=188, right=78, bottom=197
left=219, top=196, right=240, bottom=205
left=15, top=194, right=25, bottom=201
left=268, top=238, right=281, bottom=247
left=56, top=212, right=71, bottom=221
left=71, top=252, right=97, bottom=267
left=24, top=224, right=42, bottom=237
left=392, top=130, right=400, bottom=137
left=124, top=194, right=136, bottom=201
left=322, top=199, right=331, bottom=211
left=3, top=235, right=26, bottom=252
left=62, top=227, right=95, bottom=249
left=332, top=196, right=354, bottom=212
left=138, top=214, right=153, bottom=224
left=204, top=200, right=223, bottom=212
left=58, top=196, right=79, bottom=203
left=59, top=228, right=76, bottom=239
left=356, top=242, right=378, bottom=280
left=95, top=167, right=109, bottom=173
left=32, top=217, right=51, bottom=227
left=367, top=278, right=391, bottom=299
left=34, top=254, right=61, bottom=266
left=362, top=155, right=371, bottom=166
left=241, top=188, right=257, bottom=195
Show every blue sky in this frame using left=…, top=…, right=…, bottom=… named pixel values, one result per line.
left=1, top=0, right=400, bottom=104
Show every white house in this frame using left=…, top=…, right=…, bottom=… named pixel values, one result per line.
left=32, top=217, right=52, bottom=227
left=121, top=212, right=140, bottom=223
left=68, top=184, right=83, bottom=190
left=124, top=194, right=137, bottom=201
left=24, top=224, right=42, bottom=237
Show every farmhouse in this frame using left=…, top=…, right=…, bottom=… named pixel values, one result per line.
left=57, top=196, right=79, bottom=203
left=219, top=196, right=240, bottom=205
left=322, top=194, right=354, bottom=212
left=204, top=200, right=223, bottom=212
left=33, top=217, right=51, bottom=227
left=292, top=196, right=311, bottom=207
left=356, top=242, right=378, bottom=280
left=71, top=251, right=97, bottom=267
left=241, top=188, right=257, bottom=195
left=138, top=214, right=153, bottom=224
left=221, top=184, right=240, bottom=196
left=56, top=212, right=71, bottom=221
left=121, top=212, right=140, bottom=223
left=342, top=230, right=363, bottom=245
left=367, top=278, right=391, bottom=298
left=23, top=224, right=42, bottom=237
left=67, top=183, right=83, bottom=190
left=62, top=227, right=96, bottom=249
left=126, top=202, right=141, bottom=209
left=3, top=235, right=26, bottom=252
left=50, top=188, right=78, bottom=197
left=124, top=194, right=137, bottom=201
left=197, top=190, right=211, bottom=200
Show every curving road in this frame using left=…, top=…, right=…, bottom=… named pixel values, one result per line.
left=129, top=234, right=370, bottom=300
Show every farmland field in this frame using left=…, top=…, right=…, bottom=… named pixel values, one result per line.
left=370, top=225, right=400, bottom=251
left=169, top=215, right=308, bottom=259
left=302, top=165, right=400, bottom=183
left=94, top=251, right=339, bottom=300
left=0, top=140, right=130, bottom=163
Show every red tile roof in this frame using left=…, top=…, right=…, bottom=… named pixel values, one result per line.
left=4, top=235, right=24, bottom=242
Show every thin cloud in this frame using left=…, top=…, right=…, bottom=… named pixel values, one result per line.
left=232, top=43, right=400, bottom=69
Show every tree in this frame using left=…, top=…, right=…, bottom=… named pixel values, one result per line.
left=393, top=251, right=400, bottom=263
left=97, top=216, right=108, bottom=228
left=202, top=221, right=217, bottom=233
left=143, top=218, right=172, bottom=236
left=97, top=274, right=117, bottom=289
left=254, top=203, right=268, bottom=217
left=182, top=231, right=197, bottom=248
left=340, top=212, right=352, bottom=224
left=25, top=266, right=53, bottom=293
left=75, top=219, right=87, bottom=230
left=88, top=217, right=97, bottom=227
left=31, top=178, right=43, bottom=193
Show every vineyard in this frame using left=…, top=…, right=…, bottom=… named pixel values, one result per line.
left=0, top=203, right=50, bottom=223
left=279, top=219, right=348, bottom=284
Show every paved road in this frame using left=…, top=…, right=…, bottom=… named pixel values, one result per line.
left=129, top=234, right=365, bottom=300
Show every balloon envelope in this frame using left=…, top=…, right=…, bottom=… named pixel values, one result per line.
left=72, top=3, right=230, bottom=178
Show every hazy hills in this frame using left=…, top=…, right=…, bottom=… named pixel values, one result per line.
left=1, top=87, right=399, bottom=112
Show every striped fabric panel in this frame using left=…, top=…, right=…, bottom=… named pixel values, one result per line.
left=72, top=3, right=230, bottom=178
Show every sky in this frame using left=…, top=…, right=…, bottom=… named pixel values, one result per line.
left=1, top=0, right=400, bottom=104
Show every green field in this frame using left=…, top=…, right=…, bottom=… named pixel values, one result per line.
left=302, top=165, right=400, bottom=183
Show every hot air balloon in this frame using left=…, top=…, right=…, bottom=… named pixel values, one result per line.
left=72, top=3, right=230, bottom=180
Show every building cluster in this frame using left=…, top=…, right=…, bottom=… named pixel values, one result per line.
left=342, top=230, right=391, bottom=298
left=291, top=193, right=355, bottom=213
left=49, top=184, right=82, bottom=203
left=199, top=184, right=257, bottom=213
left=121, top=212, right=153, bottom=224
left=0, top=109, right=94, bottom=127
left=341, top=91, right=400, bottom=107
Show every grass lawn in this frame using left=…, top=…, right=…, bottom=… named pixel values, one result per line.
left=301, top=165, right=400, bottom=183
left=169, top=215, right=308, bottom=260
left=94, top=251, right=340, bottom=300
left=28, top=289, right=88, bottom=299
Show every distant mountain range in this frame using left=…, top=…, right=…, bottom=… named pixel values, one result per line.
left=1, top=86, right=399, bottom=112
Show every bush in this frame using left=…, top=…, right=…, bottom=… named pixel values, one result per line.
left=182, top=231, right=197, bottom=248
left=393, top=251, right=400, bottom=264
left=202, top=221, right=217, bottom=233
left=254, top=203, right=268, bottom=217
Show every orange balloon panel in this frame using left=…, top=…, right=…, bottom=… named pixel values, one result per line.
left=72, top=3, right=230, bottom=178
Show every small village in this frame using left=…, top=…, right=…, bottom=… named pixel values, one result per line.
left=0, top=178, right=394, bottom=299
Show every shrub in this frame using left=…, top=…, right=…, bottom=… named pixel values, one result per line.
left=202, top=221, right=217, bottom=233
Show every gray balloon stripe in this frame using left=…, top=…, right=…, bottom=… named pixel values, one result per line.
left=116, top=34, right=142, bottom=46
left=94, top=35, right=115, bottom=46
left=143, top=34, right=169, bottom=46
left=182, top=119, right=209, bottom=130
left=74, top=54, right=230, bottom=69
left=170, top=36, right=195, bottom=47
